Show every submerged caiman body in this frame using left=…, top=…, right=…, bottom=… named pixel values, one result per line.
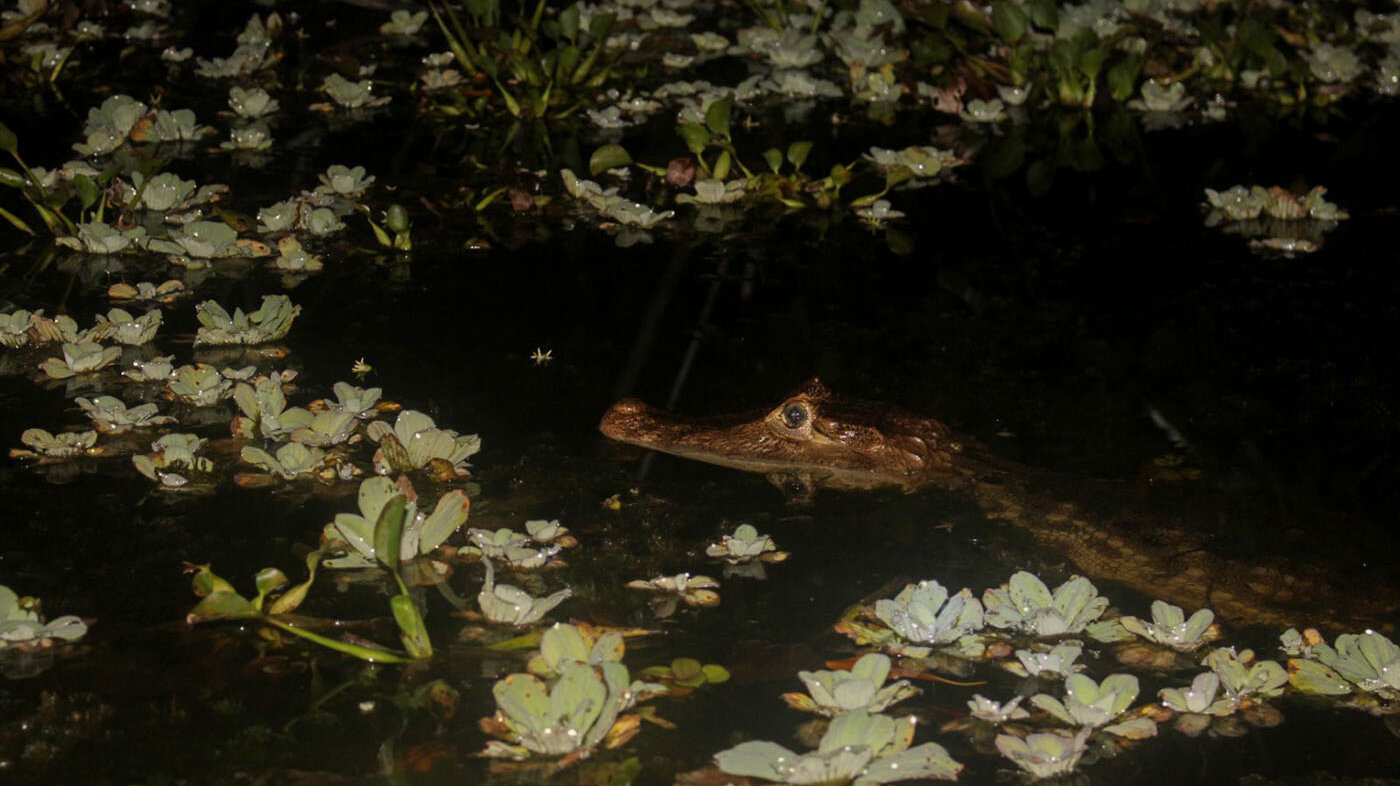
left=601, top=378, right=1395, bottom=631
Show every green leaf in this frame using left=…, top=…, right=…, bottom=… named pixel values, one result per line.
left=1107, top=55, right=1141, bottom=101
left=1026, top=0, right=1058, bottom=29
left=991, top=2, right=1027, bottom=43
left=0, top=167, right=25, bottom=188
left=589, top=144, right=633, bottom=176
left=252, top=567, right=289, bottom=610
left=268, top=549, right=323, bottom=616
left=392, top=593, right=434, bottom=659
left=374, top=494, right=409, bottom=568
left=188, top=591, right=259, bottom=621
left=386, top=204, right=410, bottom=233
left=586, top=10, right=616, bottom=40
left=704, top=93, right=734, bottom=139
left=712, top=149, right=732, bottom=182
left=701, top=663, right=731, bottom=683
left=74, top=174, right=100, bottom=211
left=677, top=122, right=709, bottom=156
left=786, top=141, right=813, bottom=171
left=762, top=148, right=783, bottom=173
left=0, top=120, right=16, bottom=155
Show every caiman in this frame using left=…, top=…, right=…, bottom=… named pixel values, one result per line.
left=601, top=378, right=1397, bottom=631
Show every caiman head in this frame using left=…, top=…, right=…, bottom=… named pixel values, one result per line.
left=599, top=378, right=971, bottom=490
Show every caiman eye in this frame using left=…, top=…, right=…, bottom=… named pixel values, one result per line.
left=781, top=403, right=808, bottom=429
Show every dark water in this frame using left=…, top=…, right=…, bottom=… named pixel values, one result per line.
left=4, top=8, right=1400, bottom=785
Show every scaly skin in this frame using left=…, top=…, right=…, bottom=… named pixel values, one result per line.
left=601, top=378, right=1395, bottom=631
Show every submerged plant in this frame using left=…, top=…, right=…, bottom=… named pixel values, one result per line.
left=714, top=710, right=963, bottom=784
left=781, top=652, right=920, bottom=716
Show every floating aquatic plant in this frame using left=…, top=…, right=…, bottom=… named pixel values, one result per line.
left=479, top=661, right=647, bottom=760
left=75, top=395, right=174, bottom=434
left=966, top=694, right=1030, bottom=724
left=165, top=363, right=234, bottom=406
left=315, top=164, right=375, bottom=197
left=477, top=558, right=572, bottom=626
left=1158, top=672, right=1239, bottom=735
left=132, top=433, right=213, bottom=488
left=227, top=86, right=279, bottom=119
left=365, top=409, right=480, bottom=477
left=1119, top=600, right=1219, bottom=652
left=194, top=295, right=300, bottom=345
left=239, top=442, right=327, bottom=480
left=322, top=476, right=470, bottom=568
left=146, top=220, right=250, bottom=263
left=714, top=710, right=963, bottom=785
left=781, top=652, right=920, bottom=717
left=705, top=523, right=788, bottom=564
left=230, top=378, right=314, bottom=440
left=87, top=307, right=162, bottom=345
left=185, top=557, right=416, bottom=664
left=0, top=585, right=88, bottom=651
left=1284, top=628, right=1400, bottom=702
left=625, top=573, right=721, bottom=612
left=525, top=623, right=625, bottom=680
left=321, top=74, right=390, bottom=109
left=38, top=340, right=122, bottom=379
left=982, top=571, right=1109, bottom=637
left=55, top=221, right=148, bottom=254
left=1030, top=672, right=1157, bottom=738
left=108, top=280, right=186, bottom=304
left=1007, top=640, right=1086, bottom=679
left=311, top=381, right=389, bottom=419
left=466, top=526, right=563, bottom=568
left=1203, top=647, right=1287, bottom=702
left=995, top=728, right=1092, bottom=779
left=872, top=579, right=984, bottom=656
left=10, top=428, right=100, bottom=460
